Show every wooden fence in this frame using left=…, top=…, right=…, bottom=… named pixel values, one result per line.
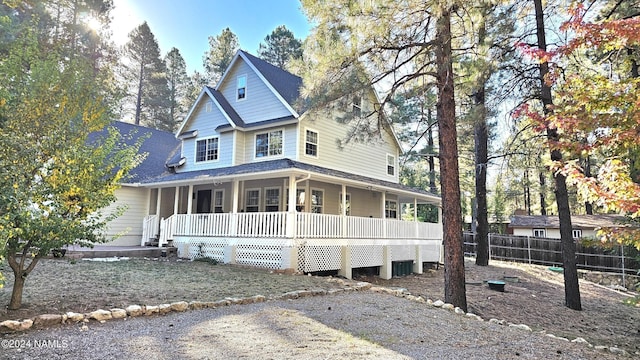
left=463, top=232, right=640, bottom=275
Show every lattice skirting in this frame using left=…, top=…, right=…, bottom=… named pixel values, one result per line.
left=173, top=237, right=443, bottom=276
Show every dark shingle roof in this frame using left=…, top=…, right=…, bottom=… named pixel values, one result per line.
left=140, top=158, right=438, bottom=201
left=95, top=121, right=180, bottom=183
left=206, top=86, right=246, bottom=127
left=508, top=215, right=628, bottom=229
left=240, top=50, right=302, bottom=107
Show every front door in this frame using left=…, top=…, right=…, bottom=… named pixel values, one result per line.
left=196, top=190, right=212, bottom=213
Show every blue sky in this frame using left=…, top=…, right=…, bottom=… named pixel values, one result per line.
left=111, top=0, right=312, bottom=74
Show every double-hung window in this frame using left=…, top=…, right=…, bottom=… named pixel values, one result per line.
left=255, top=130, right=283, bottom=158
left=196, top=137, right=219, bottom=162
left=214, top=190, right=224, bottom=213
left=352, top=96, right=362, bottom=117
left=385, top=200, right=398, bottom=219
left=311, top=189, right=323, bottom=214
left=264, top=188, right=280, bottom=212
left=245, top=189, right=260, bottom=212
left=533, top=228, right=546, bottom=238
left=237, top=75, right=247, bottom=100
left=387, top=154, right=395, bottom=176
left=305, top=129, right=318, bottom=157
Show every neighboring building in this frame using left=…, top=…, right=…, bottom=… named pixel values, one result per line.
left=508, top=214, right=628, bottom=239
left=102, top=50, right=443, bottom=279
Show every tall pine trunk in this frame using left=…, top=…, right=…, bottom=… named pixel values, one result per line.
left=436, top=5, right=467, bottom=311
left=534, top=0, right=581, bottom=310
left=473, top=5, right=489, bottom=266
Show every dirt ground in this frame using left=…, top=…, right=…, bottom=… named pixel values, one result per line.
left=357, top=259, right=640, bottom=355
left=1, top=257, right=639, bottom=355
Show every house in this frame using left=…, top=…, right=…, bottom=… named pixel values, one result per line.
left=508, top=214, right=628, bottom=239
left=102, top=50, right=443, bottom=279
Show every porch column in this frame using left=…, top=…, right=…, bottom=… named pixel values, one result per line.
left=381, top=191, right=386, bottom=218
left=341, top=184, right=347, bottom=238
left=380, top=245, right=392, bottom=280
left=231, top=179, right=239, bottom=213
left=381, top=191, right=387, bottom=239
left=286, top=175, right=296, bottom=238
left=187, top=185, right=193, bottom=214
left=156, top=188, right=162, bottom=216
left=173, top=186, right=180, bottom=215
left=414, top=198, right=419, bottom=239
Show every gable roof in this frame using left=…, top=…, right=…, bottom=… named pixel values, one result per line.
left=176, top=86, right=245, bottom=136
left=97, top=121, right=180, bottom=184
left=508, top=215, right=629, bottom=229
left=216, top=50, right=302, bottom=117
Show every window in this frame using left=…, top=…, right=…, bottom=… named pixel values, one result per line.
left=305, top=129, right=318, bottom=157
left=339, top=192, right=351, bottom=216
left=255, top=130, right=283, bottom=158
left=385, top=200, right=398, bottom=219
left=572, top=229, right=582, bottom=239
left=214, top=190, right=224, bottom=213
left=245, top=189, right=260, bottom=212
left=387, top=154, right=395, bottom=176
left=264, top=188, right=280, bottom=212
left=311, top=189, right=323, bottom=214
left=286, top=189, right=306, bottom=211
left=533, top=228, right=546, bottom=238
left=352, top=95, right=362, bottom=117
left=237, top=75, right=247, bottom=100
left=196, top=137, right=219, bottom=162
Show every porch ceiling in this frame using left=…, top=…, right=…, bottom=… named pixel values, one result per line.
left=134, top=158, right=440, bottom=205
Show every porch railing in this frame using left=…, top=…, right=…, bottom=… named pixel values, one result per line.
left=141, top=215, right=159, bottom=246
left=157, top=211, right=441, bottom=242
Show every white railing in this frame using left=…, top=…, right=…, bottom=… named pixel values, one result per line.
left=160, top=212, right=441, bottom=241
left=141, top=215, right=159, bottom=246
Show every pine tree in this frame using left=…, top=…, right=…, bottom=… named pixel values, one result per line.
left=165, top=47, right=189, bottom=132
left=121, top=22, right=169, bottom=128
left=203, top=27, right=239, bottom=85
left=258, top=25, right=303, bottom=68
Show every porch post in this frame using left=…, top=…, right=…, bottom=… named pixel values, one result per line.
left=286, top=175, right=296, bottom=238
left=187, top=185, right=193, bottom=214
left=173, top=186, right=180, bottom=215
left=414, top=197, right=419, bottom=239
left=380, top=246, right=392, bottom=280
left=341, top=184, right=347, bottom=238
left=231, top=179, right=239, bottom=213
left=381, top=191, right=387, bottom=239
left=156, top=188, right=162, bottom=216
left=338, top=246, right=352, bottom=279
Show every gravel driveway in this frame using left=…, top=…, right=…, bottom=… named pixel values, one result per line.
left=1, top=291, right=621, bottom=360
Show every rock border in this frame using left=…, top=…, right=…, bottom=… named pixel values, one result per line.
left=0, top=277, right=631, bottom=357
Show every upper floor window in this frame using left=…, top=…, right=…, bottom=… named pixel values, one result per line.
left=237, top=75, right=247, bottom=100
left=352, top=95, right=362, bottom=117
left=387, top=154, right=395, bottom=176
left=196, top=137, right=219, bottom=162
left=533, top=228, right=546, bottom=238
left=305, top=129, right=318, bottom=157
left=255, top=130, right=283, bottom=158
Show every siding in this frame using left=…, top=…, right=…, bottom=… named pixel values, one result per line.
left=104, top=186, right=150, bottom=246
left=298, top=104, right=400, bottom=183
left=218, top=60, right=293, bottom=123
left=242, top=124, right=297, bottom=162
left=179, top=98, right=234, bottom=172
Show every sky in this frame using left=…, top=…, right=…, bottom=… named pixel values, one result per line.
left=110, top=0, right=312, bottom=74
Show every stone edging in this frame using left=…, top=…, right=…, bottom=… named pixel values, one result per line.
left=0, top=277, right=632, bottom=357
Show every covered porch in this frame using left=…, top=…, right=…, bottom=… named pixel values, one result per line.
left=138, top=160, right=443, bottom=279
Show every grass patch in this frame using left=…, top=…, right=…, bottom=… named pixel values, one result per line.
left=0, top=258, right=343, bottom=321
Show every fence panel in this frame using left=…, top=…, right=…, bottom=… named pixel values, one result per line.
left=464, top=232, right=639, bottom=275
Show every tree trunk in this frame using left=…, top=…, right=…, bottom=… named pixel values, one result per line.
left=135, top=61, right=145, bottom=126
left=427, top=109, right=437, bottom=194
left=539, top=166, right=547, bottom=215
left=474, top=88, right=489, bottom=266
left=7, top=253, right=40, bottom=310
left=473, top=6, right=490, bottom=267
left=436, top=5, right=467, bottom=312
left=534, top=0, right=581, bottom=310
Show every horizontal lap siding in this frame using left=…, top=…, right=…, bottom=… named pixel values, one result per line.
left=299, top=110, right=399, bottom=183
left=179, top=100, right=233, bottom=172
left=104, top=187, right=150, bottom=246
left=219, top=61, right=293, bottom=123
